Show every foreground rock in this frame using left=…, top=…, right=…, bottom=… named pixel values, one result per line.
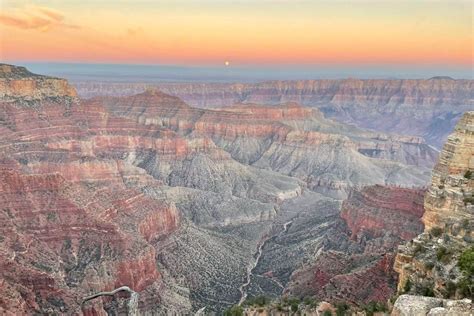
left=394, top=111, right=473, bottom=300
left=392, top=295, right=472, bottom=316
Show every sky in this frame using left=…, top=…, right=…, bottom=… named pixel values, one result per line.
left=0, top=0, right=472, bottom=79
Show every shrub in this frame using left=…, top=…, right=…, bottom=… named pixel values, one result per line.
left=464, top=170, right=472, bottom=179
left=458, top=247, right=474, bottom=276
left=413, top=244, right=424, bottom=255
left=445, top=281, right=457, bottom=298
left=436, top=246, right=451, bottom=263
left=224, top=305, right=243, bottom=316
left=363, top=302, right=387, bottom=316
left=335, top=302, right=349, bottom=316
left=303, top=297, right=317, bottom=307
left=457, top=276, right=473, bottom=297
left=463, top=197, right=474, bottom=205
left=421, top=286, right=435, bottom=297
left=243, top=295, right=269, bottom=307
left=47, top=212, right=57, bottom=221
left=424, top=261, right=435, bottom=270
left=322, top=311, right=333, bottom=316
left=290, top=301, right=299, bottom=312
left=430, top=227, right=443, bottom=237
left=403, top=279, right=412, bottom=293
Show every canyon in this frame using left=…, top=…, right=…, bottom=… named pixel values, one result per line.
left=0, top=63, right=470, bottom=315
left=74, top=78, right=473, bottom=148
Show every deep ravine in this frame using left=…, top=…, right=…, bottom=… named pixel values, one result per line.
left=238, top=220, right=293, bottom=305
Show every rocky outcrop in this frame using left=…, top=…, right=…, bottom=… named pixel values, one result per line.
left=394, top=111, right=473, bottom=300
left=341, top=185, right=425, bottom=241
left=391, top=295, right=472, bottom=316
left=74, top=79, right=474, bottom=147
left=422, top=112, right=474, bottom=233
left=0, top=64, right=77, bottom=104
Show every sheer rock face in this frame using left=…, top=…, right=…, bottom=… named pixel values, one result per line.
left=284, top=185, right=426, bottom=305
left=0, top=66, right=182, bottom=315
left=422, top=112, right=474, bottom=233
left=74, top=78, right=474, bottom=147
left=341, top=185, right=425, bottom=241
left=0, top=64, right=77, bottom=102
left=394, top=111, right=473, bottom=300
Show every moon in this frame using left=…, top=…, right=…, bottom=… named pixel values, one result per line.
left=224, top=61, right=230, bottom=67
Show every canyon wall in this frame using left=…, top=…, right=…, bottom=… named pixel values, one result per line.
left=285, top=185, right=425, bottom=305
left=74, top=78, right=473, bottom=148
left=394, top=111, right=473, bottom=301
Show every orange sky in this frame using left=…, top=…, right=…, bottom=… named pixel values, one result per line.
left=0, top=1, right=472, bottom=67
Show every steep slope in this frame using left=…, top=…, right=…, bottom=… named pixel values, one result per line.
left=284, top=185, right=425, bottom=305
left=0, top=64, right=300, bottom=314
left=74, top=78, right=474, bottom=148
left=394, top=111, right=473, bottom=300
left=93, top=91, right=435, bottom=199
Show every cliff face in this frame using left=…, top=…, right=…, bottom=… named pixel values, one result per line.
left=394, top=111, right=473, bottom=300
left=0, top=64, right=77, bottom=103
left=74, top=78, right=474, bottom=148
left=93, top=90, right=435, bottom=199
left=285, top=185, right=426, bottom=305
left=341, top=185, right=425, bottom=241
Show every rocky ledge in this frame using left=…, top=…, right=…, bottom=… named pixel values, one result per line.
left=394, top=111, right=473, bottom=300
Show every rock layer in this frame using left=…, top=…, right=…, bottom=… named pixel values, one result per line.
left=394, top=111, right=473, bottom=300
left=0, top=64, right=443, bottom=314
left=74, top=78, right=474, bottom=147
left=284, top=185, right=426, bottom=305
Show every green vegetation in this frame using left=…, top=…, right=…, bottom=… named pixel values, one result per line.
left=290, top=300, right=298, bottom=312
left=457, top=247, right=474, bottom=297
left=243, top=295, right=269, bottom=307
left=335, top=302, right=350, bottom=316
left=322, top=310, right=333, bottom=316
left=424, top=261, right=435, bottom=270
left=223, top=305, right=243, bottom=316
left=413, top=244, right=424, bottom=255
left=457, top=276, right=473, bottom=297
left=445, top=280, right=457, bottom=298
left=436, top=246, right=452, bottom=263
left=430, top=227, right=443, bottom=237
left=303, top=296, right=318, bottom=308
left=464, top=170, right=472, bottom=179
left=461, top=219, right=470, bottom=229
left=458, top=247, right=474, bottom=275
left=403, top=279, right=412, bottom=293
left=362, top=302, right=387, bottom=316
left=463, top=197, right=474, bottom=205
left=421, top=285, right=435, bottom=297
left=46, top=212, right=57, bottom=221
left=276, top=303, right=283, bottom=312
